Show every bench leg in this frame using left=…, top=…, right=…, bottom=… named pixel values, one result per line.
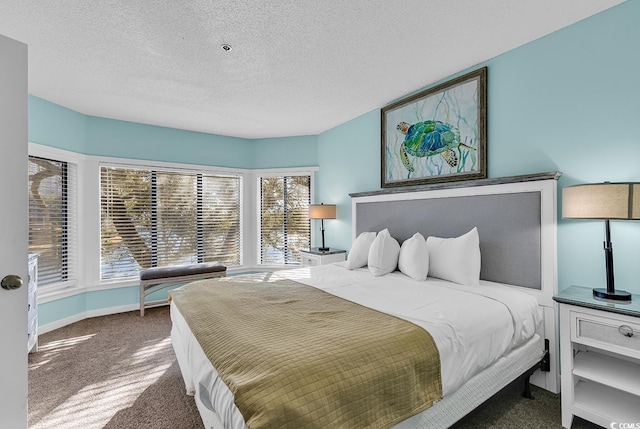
left=140, top=282, right=146, bottom=317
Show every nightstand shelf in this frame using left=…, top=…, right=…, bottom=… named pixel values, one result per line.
left=554, top=286, right=640, bottom=428
left=299, top=248, right=346, bottom=266
left=573, top=380, right=639, bottom=425
left=573, top=351, right=640, bottom=396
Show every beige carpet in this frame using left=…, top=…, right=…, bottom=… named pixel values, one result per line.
left=28, top=307, right=203, bottom=429
left=29, top=306, right=601, bottom=429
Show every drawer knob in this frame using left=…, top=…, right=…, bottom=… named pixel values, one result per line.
left=618, top=325, right=634, bottom=338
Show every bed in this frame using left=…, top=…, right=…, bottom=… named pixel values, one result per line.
left=169, top=172, right=561, bottom=429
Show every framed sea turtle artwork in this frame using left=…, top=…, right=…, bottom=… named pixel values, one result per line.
left=381, top=67, right=487, bottom=188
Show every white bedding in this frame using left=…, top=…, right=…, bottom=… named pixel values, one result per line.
left=171, top=263, right=543, bottom=429
left=279, top=263, right=542, bottom=395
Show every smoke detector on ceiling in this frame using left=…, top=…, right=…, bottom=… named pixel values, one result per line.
left=221, top=44, right=232, bottom=52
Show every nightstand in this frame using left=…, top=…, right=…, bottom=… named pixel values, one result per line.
left=553, top=286, right=640, bottom=428
left=299, top=248, right=346, bottom=266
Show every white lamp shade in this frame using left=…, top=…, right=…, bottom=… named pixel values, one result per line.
left=309, top=204, right=336, bottom=219
left=562, top=182, right=640, bottom=220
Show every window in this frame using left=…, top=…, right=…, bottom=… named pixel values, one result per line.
left=100, top=165, right=241, bottom=280
left=28, top=156, right=76, bottom=286
left=259, top=175, right=311, bottom=264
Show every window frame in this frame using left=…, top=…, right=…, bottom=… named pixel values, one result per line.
left=29, top=143, right=318, bottom=304
left=254, top=168, right=317, bottom=267
left=28, top=143, right=80, bottom=293
left=100, top=162, right=243, bottom=281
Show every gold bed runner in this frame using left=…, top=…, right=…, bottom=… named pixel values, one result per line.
left=170, top=273, right=442, bottom=429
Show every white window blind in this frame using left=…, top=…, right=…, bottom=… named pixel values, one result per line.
left=28, top=156, right=77, bottom=286
left=100, top=165, right=241, bottom=280
left=259, top=175, right=311, bottom=264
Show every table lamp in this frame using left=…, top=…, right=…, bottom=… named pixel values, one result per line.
left=562, top=182, right=640, bottom=301
left=309, top=203, right=336, bottom=252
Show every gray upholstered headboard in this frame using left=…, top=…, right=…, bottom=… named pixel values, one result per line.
left=350, top=173, right=561, bottom=290
left=354, top=192, right=540, bottom=288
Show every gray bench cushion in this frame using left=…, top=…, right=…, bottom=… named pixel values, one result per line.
left=140, top=262, right=226, bottom=282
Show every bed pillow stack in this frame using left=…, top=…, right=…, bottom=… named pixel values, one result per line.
left=398, top=232, right=429, bottom=281
left=426, top=227, right=481, bottom=287
left=367, top=228, right=400, bottom=276
left=346, top=227, right=480, bottom=286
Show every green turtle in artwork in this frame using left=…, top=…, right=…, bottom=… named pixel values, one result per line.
left=397, top=120, right=474, bottom=172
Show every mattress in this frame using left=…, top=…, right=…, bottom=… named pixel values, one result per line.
left=170, top=263, right=544, bottom=429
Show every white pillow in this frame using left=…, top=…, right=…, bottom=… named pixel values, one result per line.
left=367, top=228, right=400, bottom=276
left=346, top=232, right=377, bottom=269
left=398, top=232, right=429, bottom=281
left=426, top=227, right=481, bottom=286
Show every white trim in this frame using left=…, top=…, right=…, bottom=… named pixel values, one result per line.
left=251, top=166, right=319, bottom=176
left=38, top=281, right=141, bottom=304
left=29, top=143, right=82, bottom=296
left=29, top=142, right=87, bottom=163
left=37, top=282, right=82, bottom=303
left=39, top=303, right=139, bottom=335
left=96, top=154, right=247, bottom=176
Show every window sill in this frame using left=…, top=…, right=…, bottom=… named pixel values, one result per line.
left=38, top=278, right=140, bottom=304
left=38, top=280, right=80, bottom=304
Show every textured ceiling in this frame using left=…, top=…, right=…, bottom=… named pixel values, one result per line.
left=0, top=1, right=625, bottom=139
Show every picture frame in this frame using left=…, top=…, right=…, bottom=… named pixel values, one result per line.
left=381, top=67, right=487, bottom=188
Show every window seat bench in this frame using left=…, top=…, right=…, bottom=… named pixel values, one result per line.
left=139, top=262, right=226, bottom=316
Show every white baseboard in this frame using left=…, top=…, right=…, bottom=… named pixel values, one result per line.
left=39, top=303, right=140, bottom=335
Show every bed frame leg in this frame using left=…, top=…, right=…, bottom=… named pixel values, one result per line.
left=522, top=339, right=551, bottom=399
left=522, top=376, right=534, bottom=399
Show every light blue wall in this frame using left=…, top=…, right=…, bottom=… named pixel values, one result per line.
left=317, top=1, right=640, bottom=294
left=38, top=294, right=86, bottom=327
left=316, top=110, right=379, bottom=249
left=29, top=97, right=320, bottom=169
left=252, top=135, right=318, bottom=169
left=85, top=116, right=253, bottom=168
left=38, top=287, right=140, bottom=326
left=29, top=96, right=86, bottom=153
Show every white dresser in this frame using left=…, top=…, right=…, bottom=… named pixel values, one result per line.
left=28, top=254, right=38, bottom=353
left=554, top=286, right=640, bottom=428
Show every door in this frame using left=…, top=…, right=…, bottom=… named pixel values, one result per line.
left=0, top=34, right=29, bottom=428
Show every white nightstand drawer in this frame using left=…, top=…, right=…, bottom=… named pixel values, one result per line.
left=301, top=255, right=319, bottom=266
left=299, top=249, right=345, bottom=266
left=572, top=311, right=640, bottom=358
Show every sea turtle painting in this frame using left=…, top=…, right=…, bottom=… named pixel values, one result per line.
left=397, top=120, right=475, bottom=173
